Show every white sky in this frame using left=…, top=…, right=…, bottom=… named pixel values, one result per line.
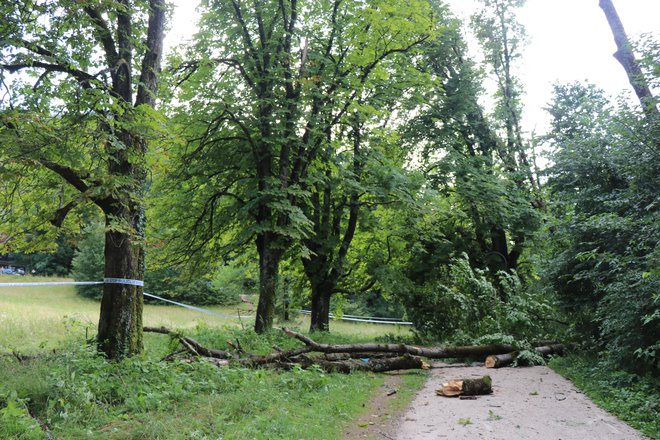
left=166, top=0, right=660, bottom=134
left=446, top=0, right=659, bottom=134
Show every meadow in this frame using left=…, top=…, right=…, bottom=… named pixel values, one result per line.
left=0, top=275, right=423, bottom=439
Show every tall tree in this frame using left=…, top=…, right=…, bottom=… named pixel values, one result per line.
left=470, top=0, right=540, bottom=273
left=471, top=0, right=537, bottom=190
left=164, top=0, right=434, bottom=332
left=599, top=0, right=658, bottom=121
left=0, top=0, right=166, bottom=359
left=405, top=6, right=540, bottom=280
left=302, top=107, right=418, bottom=332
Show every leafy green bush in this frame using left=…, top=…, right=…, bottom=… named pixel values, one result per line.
left=400, top=254, right=554, bottom=344
left=545, top=82, right=659, bottom=372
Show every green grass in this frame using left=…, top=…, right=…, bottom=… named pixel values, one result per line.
left=0, top=275, right=410, bottom=352
left=549, top=354, right=660, bottom=439
left=0, top=275, right=418, bottom=439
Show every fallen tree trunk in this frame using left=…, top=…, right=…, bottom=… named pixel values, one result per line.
left=297, top=353, right=428, bottom=373
left=485, top=343, right=576, bottom=368
left=281, top=328, right=515, bottom=359
left=145, top=326, right=572, bottom=373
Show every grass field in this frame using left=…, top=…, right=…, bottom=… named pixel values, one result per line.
left=0, top=275, right=411, bottom=353
left=0, top=275, right=422, bottom=439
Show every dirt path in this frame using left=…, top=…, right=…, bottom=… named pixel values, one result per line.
left=344, top=373, right=405, bottom=439
left=385, top=363, right=648, bottom=440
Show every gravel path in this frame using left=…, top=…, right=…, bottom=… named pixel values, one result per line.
left=391, top=363, right=648, bottom=440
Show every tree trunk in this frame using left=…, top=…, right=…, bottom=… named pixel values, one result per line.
left=97, top=218, right=144, bottom=359
left=599, top=0, right=658, bottom=121
left=95, top=0, right=164, bottom=360
left=309, top=277, right=333, bottom=332
left=254, top=232, right=280, bottom=333
left=283, top=328, right=515, bottom=359
left=301, top=354, right=426, bottom=373
left=485, top=344, right=575, bottom=368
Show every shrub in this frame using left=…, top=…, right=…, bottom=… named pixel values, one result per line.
left=401, top=254, right=556, bottom=344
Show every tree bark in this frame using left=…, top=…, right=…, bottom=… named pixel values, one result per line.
left=309, top=278, right=333, bottom=332
left=485, top=352, right=518, bottom=368
left=97, top=224, right=144, bottom=359
left=599, top=0, right=658, bottom=121
left=95, top=0, right=164, bottom=359
left=254, top=232, right=280, bottom=333
left=283, top=328, right=515, bottom=359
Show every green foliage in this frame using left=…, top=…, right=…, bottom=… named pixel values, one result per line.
left=512, top=349, right=545, bottom=367
left=550, top=354, right=660, bottom=438
left=399, top=253, right=554, bottom=343
left=70, top=225, right=105, bottom=299
left=0, top=395, right=43, bottom=440
left=211, top=264, right=257, bottom=305
left=545, top=82, right=659, bottom=372
left=0, top=328, right=385, bottom=439
left=8, top=234, right=76, bottom=276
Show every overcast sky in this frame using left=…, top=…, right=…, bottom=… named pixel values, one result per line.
left=166, top=0, right=660, bottom=134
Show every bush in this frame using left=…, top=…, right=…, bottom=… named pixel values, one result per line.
left=400, top=254, right=556, bottom=344
left=545, top=82, right=659, bottom=373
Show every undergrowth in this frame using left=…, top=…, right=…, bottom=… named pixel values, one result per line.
left=0, top=326, right=385, bottom=439
left=549, top=354, right=659, bottom=439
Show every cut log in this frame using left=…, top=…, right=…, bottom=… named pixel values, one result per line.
left=534, top=344, right=572, bottom=357
left=485, top=352, right=518, bottom=369
left=437, top=375, right=493, bottom=397
left=462, top=376, right=493, bottom=395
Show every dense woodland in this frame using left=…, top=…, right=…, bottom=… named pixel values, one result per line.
left=0, top=0, right=658, bottom=377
